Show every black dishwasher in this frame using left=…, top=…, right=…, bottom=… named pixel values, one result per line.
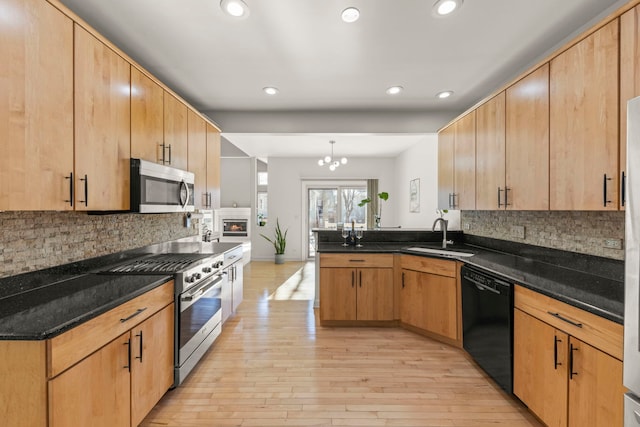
left=461, top=264, right=513, bottom=394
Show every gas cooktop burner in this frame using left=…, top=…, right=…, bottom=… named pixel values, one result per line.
left=105, top=254, right=213, bottom=273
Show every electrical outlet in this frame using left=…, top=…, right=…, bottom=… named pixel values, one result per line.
left=511, top=225, right=525, bottom=239
left=604, top=238, right=623, bottom=250
left=463, top=222, right=470, bottom=230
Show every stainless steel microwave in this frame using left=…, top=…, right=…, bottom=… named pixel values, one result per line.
left=130, top=158, right=195, bottom=213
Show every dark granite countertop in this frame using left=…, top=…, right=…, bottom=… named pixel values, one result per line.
left=0, top=239, right=244, bottom=340
left=316, top=236, right=623, bottom=324
left=0, top=274, right=171, bottom=340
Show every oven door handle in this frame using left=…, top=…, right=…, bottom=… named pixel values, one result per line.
left=182, top=274, right=223, bottom=302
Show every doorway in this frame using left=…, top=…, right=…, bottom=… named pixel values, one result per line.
left=306, top=182, right=367, bottom=257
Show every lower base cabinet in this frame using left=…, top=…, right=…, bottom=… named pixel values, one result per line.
left=399, top=255, right=459, bottom=343
left=319, top=254, right=394, bottom=322
left=50, top=303, right=174, bottom=427
left=513, top=286, right=624, bottom=427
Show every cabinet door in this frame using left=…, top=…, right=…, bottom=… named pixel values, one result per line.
left=357, top=268, right=393, bottom=320
left=74, top=25, right=130, bottom=211
left=131, top=67, right=164, bottom=164
left=454, top=111, right=476, bottom=210
left=400, top=270, right=457, bottom=339
left=567, top=337, right=624, bottom=427
left=206, top=123, right=222, bottom=210
left=550, top=20, right=619, bottom=210
left=476, top=92, right=506, bottom=210
left=130, top=304, right=174, bottom=427
left=506, top=64, right=550, bottom=210
left=319, top=268, right=357, bottom=321
left=513, top=309, right=568, bottom=427
left=49, top=332, right=131, bottom=427
left=232, top=262, right=244, bottom=313
left=400, top=269, right=424, bottom=329
left=620, top=6, right=640, bottom=210
left=0, top=0, right=73, bottom=211
left=187, top=110, right=208, bottom=209
left=163, top=92, right=188, bottom=170
left=438, top=124, right=455, bottom=209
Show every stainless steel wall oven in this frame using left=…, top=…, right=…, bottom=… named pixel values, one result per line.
left=222, top=219, right=248, bottom=237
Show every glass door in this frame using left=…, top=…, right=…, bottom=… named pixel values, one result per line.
left=307, top=184, right=366, bottom=257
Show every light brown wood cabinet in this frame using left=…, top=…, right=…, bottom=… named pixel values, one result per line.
left=399, top=255, right=459, bottom=343
left=74, top=24, right=131, bottom=211
left=437, top=123, right=455, bottom=209
left=1, top=281, right=174, bottom=427
left=164, top=92, right=189, bottom=170
left=475, top=92, right=506, bottom=210
left=437, top=111, right=476, bottom=210
left=131, top=68, right=164, bottom=165
left=206, top=123, right=222, bottom=210
left=187, top=110, right=208, bottom=209
left=319, top=254, right=394, bottom=322
left=549, top=19, right=619, bottom=211
left=0, top=0, right=74, bottom=211
left=620, top=4, right=640, bottom=210
left=513, top=285, right=623, bottom=427
left=454, top=111, right=476, bottom=210
left=505, top=64, right=550, bottom=210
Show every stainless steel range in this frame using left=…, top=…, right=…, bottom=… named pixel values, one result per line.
left=103, top=253, right=225, bottom=386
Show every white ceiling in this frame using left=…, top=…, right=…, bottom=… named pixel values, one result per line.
left=58, top=0, right=626, bottom=159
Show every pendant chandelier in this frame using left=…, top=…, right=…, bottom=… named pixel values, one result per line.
left=317, top=140, right=348, bottom=171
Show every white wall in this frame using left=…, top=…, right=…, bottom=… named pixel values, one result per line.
left=394, top=134, right=460, bottom=230
left=220, top=158, right=253, bottom=207
left=253, top=156, right=397, bottom=261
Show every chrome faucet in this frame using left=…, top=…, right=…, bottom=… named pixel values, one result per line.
left=432, top=217, right=450, bottom=249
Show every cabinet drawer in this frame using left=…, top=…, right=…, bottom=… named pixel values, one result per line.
left=400, top=255, right=457, bottom=278
left=514, top=285, right=622, bottom=360
left=47, top=280, right=174, bottom=378
left=320, top=253, right=393, bottom=268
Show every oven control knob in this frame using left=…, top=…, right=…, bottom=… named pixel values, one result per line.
left=195, top=273, right=202, bottom=280
left=186, top=275, right=195, bottom=283
left=203, top=267, right=212, bottom=273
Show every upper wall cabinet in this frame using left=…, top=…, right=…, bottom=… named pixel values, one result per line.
left=620, top=5, right=640, bottom=210
left=437, top=124, right=455, bottom=209
left=0, top=0, right=73, bottom=211
left=454, top=111, right=476, bottom=210
left=187, top=110, right=208, bottom=209
left=475, top=92, right=506, bottom=210
left=74, top=25, right=131, bottom=211
left=131, top=68, right=164, bottom=165
left=549, top=20, right=619, bottom=211
left=206, top=123, right=222, bottom=211
left=163, top=92, right=189, bottom=170
left=505, top=64, right=550, bottom=210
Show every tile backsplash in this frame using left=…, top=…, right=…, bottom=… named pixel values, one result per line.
left=0, top=211, right=197, bottom=278
left=461, top=211, right=624, bottom=260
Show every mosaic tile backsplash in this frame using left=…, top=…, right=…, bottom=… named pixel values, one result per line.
left=461, top=211, right=624, bottom=260
left=0, top=211, right=197, bottom=278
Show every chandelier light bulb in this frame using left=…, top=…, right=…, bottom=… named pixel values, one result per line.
left=318, top=159, right=325, bottom=166
left=324, top=155, right=332, bottom=163
left=318, top=140, right=347, bottom=171
left=341, top=157, right=348, bottom=164
left=329, top=164, right=336, bottom=171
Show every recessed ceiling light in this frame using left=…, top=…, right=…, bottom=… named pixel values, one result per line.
left=386, top=86, right=403, bottom=95
left=341, top=7, right=360, bottom=23
left=220, top=0, right=250, bottom=18
left=436, top=90, right=454, bottom=99
left=432, top=0, right=463, bottom=17
left=263, top=87, right=279, bottom=95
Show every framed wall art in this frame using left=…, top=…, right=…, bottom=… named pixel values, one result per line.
left=409, top=178, right=420, bottom=213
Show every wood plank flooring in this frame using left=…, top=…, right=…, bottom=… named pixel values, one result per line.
left=141, top=261, right=541, bottom=427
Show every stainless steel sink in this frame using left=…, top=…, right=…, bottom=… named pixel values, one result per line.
left=405, top=247, right=475, bottom=258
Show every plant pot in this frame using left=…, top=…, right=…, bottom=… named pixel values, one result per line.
left=274, top=254, right=285, bottom=264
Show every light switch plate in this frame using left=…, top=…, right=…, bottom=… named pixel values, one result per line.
left=463, top=223, right=470, bottom=230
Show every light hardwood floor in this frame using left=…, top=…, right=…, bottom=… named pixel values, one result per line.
left=142, top=261, right=541, bottom=427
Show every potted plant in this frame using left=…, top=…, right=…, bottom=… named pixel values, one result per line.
left=358, top=192, right=389, bottom=228
left=260, top=218, right=288, bottom=264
